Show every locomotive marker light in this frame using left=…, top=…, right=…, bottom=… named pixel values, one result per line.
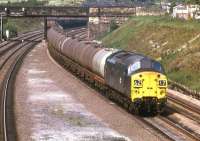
left=134, top=80, right=143, bottom=87
left=158, top=80, right=167, bottom=87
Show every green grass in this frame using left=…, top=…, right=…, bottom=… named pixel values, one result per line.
left=102, top=16, right=200, bottom=91
left=5, top=18, right=43, bottom=34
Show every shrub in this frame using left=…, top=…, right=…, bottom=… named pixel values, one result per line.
left=110, top=20, right=119, bottom=32
left=4, top=23, right=18, bottom=38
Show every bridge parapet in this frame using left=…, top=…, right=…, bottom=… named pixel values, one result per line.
left=0, top=6, right=135, bottom=17
left=0, top=6, right=88, bottom=17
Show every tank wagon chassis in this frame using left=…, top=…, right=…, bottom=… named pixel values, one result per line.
left=48, top=45, right=165, bottom=114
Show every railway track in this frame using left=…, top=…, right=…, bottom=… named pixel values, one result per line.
left=0, top=30, right=42, bottom=49
left=167, top=97, right=200, bottom=124
left=141, top=113, right=200, bottom=141
left=0, top=33, right=43, bottom=70
left=66, top=27, right=88, bottom=40
left=161, top=99, right=200, bottom=140
left=0, top=31, right=43, bottom=141
left=67, top=27, right=87, bottom=37
left=48, top=27, right=200, bottom=141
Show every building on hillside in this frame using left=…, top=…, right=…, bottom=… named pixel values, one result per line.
left=172, top=4, right=200, bottom=20
left=48, top=0, right=85, bottom=6
left=161, top=2, right=171, bottom=13
left=0, top=0, right=10, bottom=4
left=136, top=6, right=165, bottom=16
left=195, top=11, right=200, bottom=19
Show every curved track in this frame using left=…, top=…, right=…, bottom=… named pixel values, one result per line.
left=0, top=31, right=43, bottom=141
left=48, top=26, right=200, bottom=141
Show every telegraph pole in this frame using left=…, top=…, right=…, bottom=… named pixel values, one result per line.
left=44, top=17, right=47, bottom=40
left=1, top=14, right=3, bottom=41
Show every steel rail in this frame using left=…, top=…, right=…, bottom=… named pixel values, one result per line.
left=0, top=34, right=42, bottom=58
left=141, top=117, right=181, bottom=141
left=0, top=35, right=43, bottom=70
left=168, top=96, right=200, bottom=115
left=0, top=30, right=43, bottom=49
left=166, top=105, right=200, bottom=126
left=1, top=33, right=42, bottom=141
left=2, top=45, right=32, bottom=141
left=159, top=116, right=200, bottom=141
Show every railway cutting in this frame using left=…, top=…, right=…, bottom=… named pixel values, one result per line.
left=0, top=1, right=200, bottom=141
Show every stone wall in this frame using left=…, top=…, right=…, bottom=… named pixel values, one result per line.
left=88, top=16, right=128, bottom=39
left=88, top=22, right=109, bottom=40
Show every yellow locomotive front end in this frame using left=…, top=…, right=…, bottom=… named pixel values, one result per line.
left=105, top=51, right=167, bottom=114
left=131, top=71, right=167, bottom=113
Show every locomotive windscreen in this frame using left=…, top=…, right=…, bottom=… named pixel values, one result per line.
left=140, top=58, right=164, bottom=73
left=127, top=59, right=164, bottom=75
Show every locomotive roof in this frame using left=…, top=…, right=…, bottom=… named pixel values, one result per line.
left=107, top=51, right=148, bottom=65
left=107, top=51, right=164, bottom=74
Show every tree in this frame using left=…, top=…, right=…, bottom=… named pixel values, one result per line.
left=110, top=20, right=119, bottom=32
left=194, top=0, right=200, bottom=5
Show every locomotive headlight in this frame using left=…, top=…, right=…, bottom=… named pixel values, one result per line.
left=158, top=80, right=167, bottom=87
left=134, top=80, right=142, bottom=87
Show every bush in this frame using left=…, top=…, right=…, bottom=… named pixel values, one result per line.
left=110, top=20, right=119, bottom=32
left=4, top=23, right=18, bottom=38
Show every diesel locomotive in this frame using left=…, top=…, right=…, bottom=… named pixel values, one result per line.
left=47, top=27, right=167, bottom=114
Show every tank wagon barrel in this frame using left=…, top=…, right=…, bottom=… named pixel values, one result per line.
left=47, top=26, right=168, bottom=114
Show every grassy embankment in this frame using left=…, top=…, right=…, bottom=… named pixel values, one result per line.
left=102, top=16, right=200, bottom=91
left=2, top=18, right=43, bottom=38
left=7, top=18, right=43, bottom=33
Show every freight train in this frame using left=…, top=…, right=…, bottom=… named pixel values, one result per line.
left=47, top=27, right=167, bottom=114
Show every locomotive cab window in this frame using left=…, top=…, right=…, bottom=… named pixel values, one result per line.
left=140, top=59, right=164, bottom=73
left=152, top=62, right=164, bottom=73
left=128, top=61, right=141, bottom=75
